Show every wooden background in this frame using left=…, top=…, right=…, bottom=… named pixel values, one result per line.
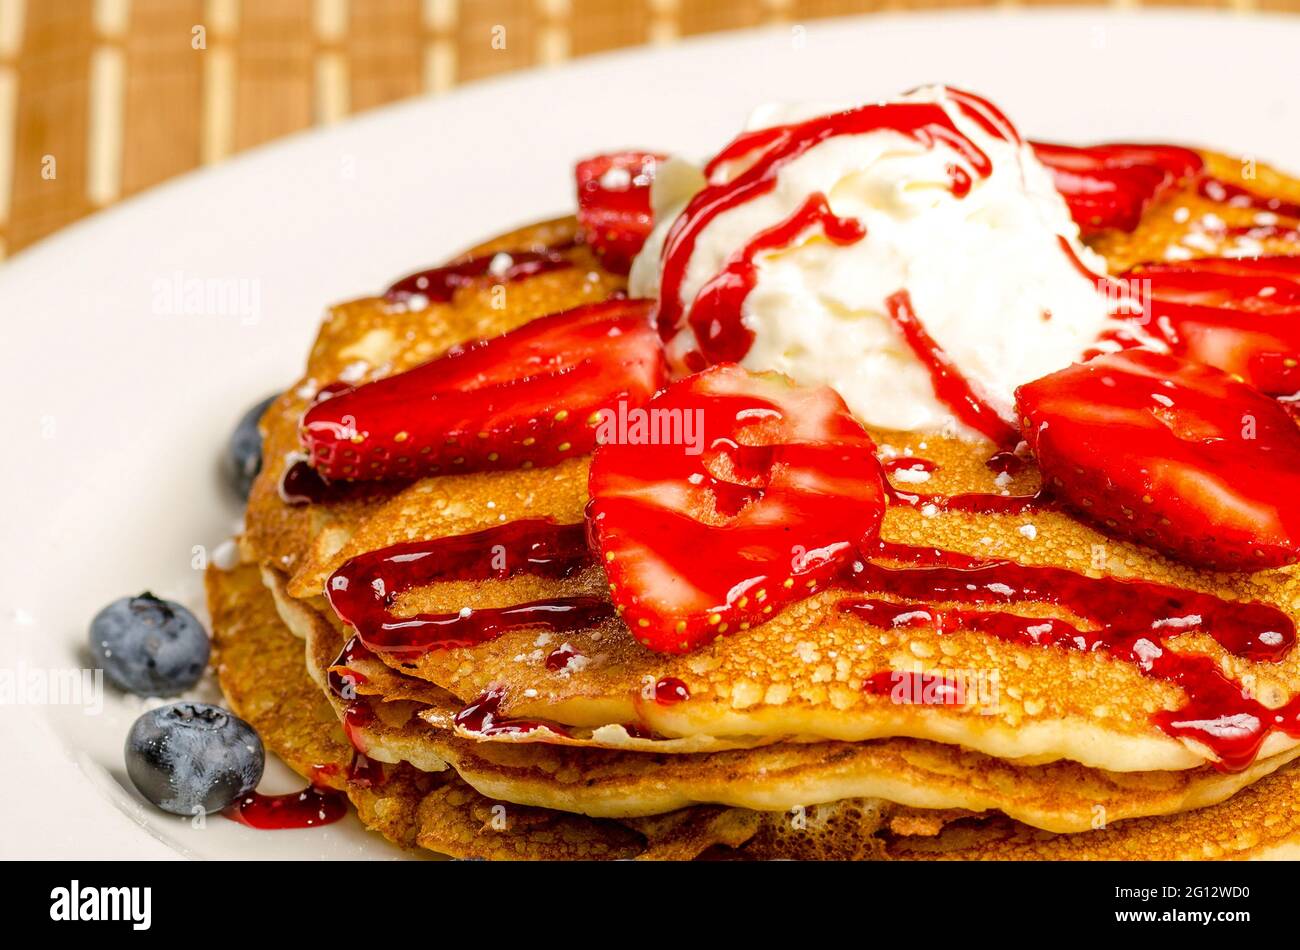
left=1, top=0, right=1295, bottom=260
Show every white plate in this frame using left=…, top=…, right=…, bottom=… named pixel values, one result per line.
left=3, top=8, right=1299, bottom=860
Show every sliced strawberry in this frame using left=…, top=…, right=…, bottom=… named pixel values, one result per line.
left=575, top=151, right=662, bottom=275
left=301, top=299, right=666, bottom=480
left=587, top=364, right=886, bottom=653
left=1016, top=349, right=1300, bottom=570
left=1124, top=256, right=1300, bottom=396
left=1030, top=142, right=1203, bottom=235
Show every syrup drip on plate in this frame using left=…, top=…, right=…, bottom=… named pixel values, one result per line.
left=843, top=541, right=1299, bottom=770
left=224, top=786, right=349, bottom=830
left=327, top=519, right=613, bottom=655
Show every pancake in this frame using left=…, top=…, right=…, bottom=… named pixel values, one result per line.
left=209, top=559, right=900, bottom=858
left=241, top=216, right=619, bottom=581
left=886, top=762, right=1300, bottom=861
left=222, top=145, right=1300, bottom=858
left=279, top=440, right=1300, bottom=774
left=275, top=568, right=1299, bottom=834
left=210, top=559, right=1300, bottom=860
left=236, top=152, right=1300, bottom=778
left=206, top=560, right=353, bottom=790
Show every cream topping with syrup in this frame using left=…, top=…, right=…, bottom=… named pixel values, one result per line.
left=631, top=86, right=1154, bottom=438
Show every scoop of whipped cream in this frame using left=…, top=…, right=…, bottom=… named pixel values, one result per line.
left=630, top=86, right=1142, bottom=438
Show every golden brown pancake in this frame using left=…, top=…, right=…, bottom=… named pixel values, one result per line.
left=274, top=567, right=1300, bottom=834
left=210, top=560, right=1300, bottom=859
left=208, top=560, right=889, bottom=859
left=222, top=149, right=1300, bottom=858
left=281, top=443, right=1300, bottom=773
left=207, top=561, right=353, bottom=790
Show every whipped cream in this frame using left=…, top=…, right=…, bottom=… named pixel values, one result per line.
left=631, top=86, right=1143, bottom=438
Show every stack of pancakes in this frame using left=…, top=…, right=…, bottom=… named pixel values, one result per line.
left=208, top=152, right=1300, bottom=859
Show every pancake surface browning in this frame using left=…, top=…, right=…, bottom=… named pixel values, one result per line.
left=226, top=151, right=1300, bottom=858
left=278, top=569, right=1300, bottom=835
left=209, top=559, right=893, bottom=858
left=207, top=562, right=353, bottom=790
left=214, top=557, right=1300, bottom=859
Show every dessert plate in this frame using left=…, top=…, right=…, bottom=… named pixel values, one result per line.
left=3, top=8, right=1300, bottom=860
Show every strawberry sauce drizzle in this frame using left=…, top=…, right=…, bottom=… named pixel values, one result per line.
left=653, top=676, right=691, bottom=705
left=843, top=541, right=1298, bottom=770
left=880, top=447, right=1043, bottom=516
left=862, top=669, right=967, bottom=705
left=386, top=249, right=573, bottom=302
left=656, top=100, right=997, bottom=347
left=454, top=685, right=572, bottom=739
left=544, top=643, right=582, bottom=671
left=984, top=450, right=1025, bottom=477
left=1198, top=177, right=1300, bottom=222
left=883, top=290, right=1020, bottom=446
left=683, top=192, right=865, bottom=366
left=224, top=786, right=349, bottom=830
left=280, top=458, right=404, bottom=507
left=347, top=751, right=384, bottom=788
left=884, top=480, right=1048, bottom=516
left=326, top=519, right=612, bottom=655
left=327, top=634, right=374, bottom=700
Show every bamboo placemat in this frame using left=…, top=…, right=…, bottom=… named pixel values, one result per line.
left=0, top=0, right=1292, bottom=260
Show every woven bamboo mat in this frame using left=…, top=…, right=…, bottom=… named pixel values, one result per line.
left=0, top=0, right=1293, bottom=260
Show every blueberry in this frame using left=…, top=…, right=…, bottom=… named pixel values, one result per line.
left=125, top=702, right=264, bottom=815
left=227, top=393, right=278, bottom=500
left=89, top=593, right=210, bottom=696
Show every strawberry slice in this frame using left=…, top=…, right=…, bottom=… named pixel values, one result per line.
left=1016, top=349, right=1300, bottom=570
left=575, top=151, right=662, bottom=275
left=301, top=299, right=666, bottom=480
left=1030, top=142, right=1203, bottom=235
left=1124, top=256, right=1300, bottom=397
left=587, top=364, right=886, bottom=653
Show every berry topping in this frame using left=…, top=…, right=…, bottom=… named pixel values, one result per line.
left=300, top=299, right=667, bottom=481
left=1031, top=141, right=1203, bottom=235
left=1123, top=256, right=1300, bottom=397
left=226, top=393, right=278, bottom=500
left=90, top=593, right=210, bottom=696
left=125, top=702, right=264, bottom=816
left=386, top=249, right=572, bottom=303
left=575, top=151, right=661, bottom=274
left=587, top=364, right=887, bottom=653
left=1015, top=349, right=1300, bottom=570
